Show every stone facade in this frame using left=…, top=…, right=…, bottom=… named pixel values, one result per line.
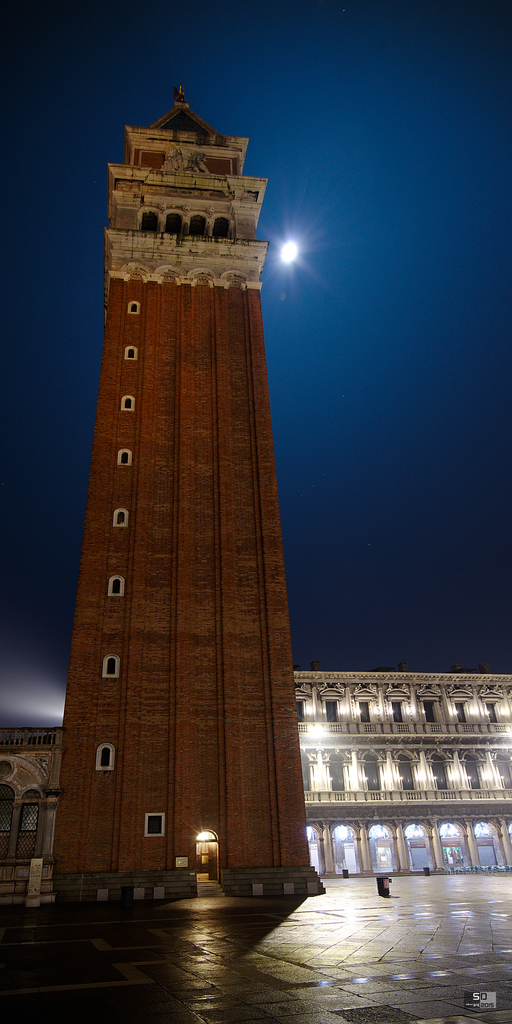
left=297, top=667, right=512, bottom=874
left=52, top=97, right=312, bottom=900
left=0, top=728, right=62, bottom=904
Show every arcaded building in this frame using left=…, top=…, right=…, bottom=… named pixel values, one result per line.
left=297, top=666, right=512, bottom=874
left=0, top=727, right=62, bottom=904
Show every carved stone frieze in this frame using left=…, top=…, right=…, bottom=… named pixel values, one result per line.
left=445, top=683, right=474, bottom=700
left=385, top=684, right=411, bottom=700
left=353, top=684, right=379, bottom=700
left=479, top=685, right=504, bottom=701
left=317, top=682, right=345, bottom=698
left=415, top=683, right=442, bottom=698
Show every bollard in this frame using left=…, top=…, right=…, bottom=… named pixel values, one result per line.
left=423, top=866, right=431, bottom=876
left=120, top=885, right=134, bottom=906
left=376, top=876, right=391, bottom=898
left=342, top=869, right=349, bottom=879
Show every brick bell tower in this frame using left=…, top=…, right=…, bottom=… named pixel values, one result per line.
left=53, top=92, right=321, bottom=901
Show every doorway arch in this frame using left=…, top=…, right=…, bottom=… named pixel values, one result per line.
left=196, top=830, right=219, bottom=880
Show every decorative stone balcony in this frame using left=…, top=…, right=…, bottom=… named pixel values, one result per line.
left=0, top=728, right=61, bottom=748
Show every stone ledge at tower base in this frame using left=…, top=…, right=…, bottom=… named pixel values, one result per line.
left=221, top=866, right=324, bottom=897
left=53, top=869, right=198, bottom=903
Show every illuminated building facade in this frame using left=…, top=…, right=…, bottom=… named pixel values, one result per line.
left=298, top=666, right=512, bottom=874
left=52, top=95, right=317, bottom=901
left=0, top=727, right=62, bottom=904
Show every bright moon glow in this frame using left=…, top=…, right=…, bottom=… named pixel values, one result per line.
left=281, top=241, right=298, bottom=262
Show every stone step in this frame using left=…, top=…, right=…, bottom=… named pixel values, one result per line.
left=196, top=880, right=224, bottom=897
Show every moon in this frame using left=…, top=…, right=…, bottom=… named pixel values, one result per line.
left=281, top=241, right=298, bottom=262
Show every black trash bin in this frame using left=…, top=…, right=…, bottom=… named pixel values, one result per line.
left=376, top=876, right=391, bottom=898
left=342, top=869, right=349, bottom=879
left=423, top=866, right=431, bottom=876
left=121, top=885, right=134, bottom=906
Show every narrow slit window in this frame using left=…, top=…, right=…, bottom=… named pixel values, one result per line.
left=108, top=576, right=125, bottom=596
left=127, top=302, right=140, bottom=314
left=117, top=449, right=132, bottom=466
left=113, top=509, right=128, bottom=527
left=124, top=346, right=138, bottom=360
left=121, top=396, right=134, bottom=411
left=95, top=743, right=115, bottom=770
left=102, top=655, right=120, bottom=678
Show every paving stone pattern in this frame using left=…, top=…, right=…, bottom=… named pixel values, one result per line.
left=2, top=876, right=512, bottom=1023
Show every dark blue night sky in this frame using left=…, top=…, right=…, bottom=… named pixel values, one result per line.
left=1, top=0, right=511, bottom=724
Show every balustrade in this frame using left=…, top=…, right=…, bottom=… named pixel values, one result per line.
left=305, top=787, right=512, bottom=804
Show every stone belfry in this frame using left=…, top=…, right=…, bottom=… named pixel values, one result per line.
left=54, top=92, right=319, bottom=900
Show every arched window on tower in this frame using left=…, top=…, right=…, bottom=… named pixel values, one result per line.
left=113, top=509, right=128, bottom=527
left=95, top=743, right=115, bottom=771
left=212, top=217, right=229, bottom=238
left=141, top=211, right=158, bottom=232
left=189, top=215, right=206, bottom=236
left=108, top=576, right=125, bottom=596
left=102, top=655, right=120, bottom=678
left=121, top=396, right=134, bottom=411
left=165, top=213, right=182, bottom=234
left=117, top=449, right=132, bottom=466
left=124, top=346, right=138, bottom=360
left=127, top=301, right=140, bottom=314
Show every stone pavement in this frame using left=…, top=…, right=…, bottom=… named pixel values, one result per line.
left=1, top=875, right=512, bottom=1023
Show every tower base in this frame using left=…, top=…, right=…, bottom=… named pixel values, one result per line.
left=53, top=866, right=324, bottom=902
left=221, top=866, right=324, bottom=897
left=53, top=869, right=197, bottom=903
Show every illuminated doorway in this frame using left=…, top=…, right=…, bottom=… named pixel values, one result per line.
left=332, top=824, right=360, bottom=874
left=404, top=823, right=431, bottom=871
left=196, top=830, right=219, bottom=880
left=368, top=823, right=395, bottom=872
left=439, top=822, right=465, bottom=867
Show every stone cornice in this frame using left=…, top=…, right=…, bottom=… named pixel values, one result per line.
left=295, top=670, right=511, bottom=685
left=104, top=229, right=268, bottom=304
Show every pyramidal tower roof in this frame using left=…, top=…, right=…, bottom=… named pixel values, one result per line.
left=150, top=101, right=217, bottom=136
left=124, top=89, right=250, bottom=169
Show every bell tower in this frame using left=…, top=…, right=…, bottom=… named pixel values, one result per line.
left=53, top=94, right=320, bottom=900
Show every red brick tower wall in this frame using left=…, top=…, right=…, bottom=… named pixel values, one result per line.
left=55, top=275, right=309, bottom=874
